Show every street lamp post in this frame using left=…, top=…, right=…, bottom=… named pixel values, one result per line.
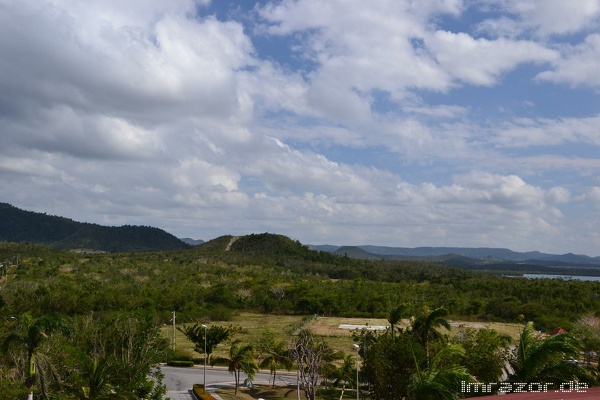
left=202, top=324, right=207, bottom=394
left=353, top=343, right=360, bottom=400
left=172, top=311, right=176, bottom=352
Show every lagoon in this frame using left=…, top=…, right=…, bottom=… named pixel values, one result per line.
left=522, top=274, right=600, bottom=281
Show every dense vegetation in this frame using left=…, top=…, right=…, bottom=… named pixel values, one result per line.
left=0, top=203, right=189, bottom=252
left=2, top=233, right=600, bottom=398
left=1, top=312, right=169, bottom=399
left=2, top=234, right=600, bottom=330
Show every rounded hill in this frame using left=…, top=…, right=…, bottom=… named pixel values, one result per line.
left=193, top=232, right=337, bottom=262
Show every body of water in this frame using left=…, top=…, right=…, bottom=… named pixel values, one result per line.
left=522, top=274, right=600, bottom=281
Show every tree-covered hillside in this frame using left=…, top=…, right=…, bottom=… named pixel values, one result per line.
left=0, top=202, right=188, bottom=252
left=1, top=234, right=599, bottom=331
left=3, top=234, right=600, bottom=399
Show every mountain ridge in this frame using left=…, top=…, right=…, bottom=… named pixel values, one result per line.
left=3, top=201, right=599, bottom=263
left=311, top=244, right=600, bottom=265
left=0, top=202, right=189, bottom=252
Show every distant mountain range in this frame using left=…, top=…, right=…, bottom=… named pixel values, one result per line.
left=0, top=202, right=189, bottom=252
left=311, top=244, right=600, bottom=267
left=179, top=238, right=205, bottom=246
left=3, top=201, right=600, bottom=267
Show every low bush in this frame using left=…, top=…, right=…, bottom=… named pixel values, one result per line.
left=166, top=360, right=194, bottom=367
left=193, top=384, right=218, bottom=400
left=170, top=348, right=196, bottom=361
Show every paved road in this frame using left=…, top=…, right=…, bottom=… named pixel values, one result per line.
left=165, top=391, right=196, bottom=400
left=161, top=365, right=297, bottom=399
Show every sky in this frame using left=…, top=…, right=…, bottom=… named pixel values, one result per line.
left=1, top=0, right=600, bottom=256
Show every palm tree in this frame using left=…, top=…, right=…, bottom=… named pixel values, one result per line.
left=328, top=354, right=356, bottom=388
left=1, top=313, right=70, bottom=400
left=259, top=339, right=292, bottom=388
left=388, top=304, right=407, bottom=339
left=70, top=356, right=119, bottom=400
left=508, top=321, right=589, bottom=385
left=408, top=344, right=471, bottom=400
left=212, top=339, right=258, bottom=395
left=411, top=306, right=450, bottom=361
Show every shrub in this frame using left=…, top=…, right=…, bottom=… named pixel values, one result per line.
left=170, top=348, right=196, bottom=361
left=193, top=384, right=218, bottom=400
left=166, top=360, right=194, bottom=367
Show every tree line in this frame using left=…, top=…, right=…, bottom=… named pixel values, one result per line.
left=176, top=305, right=598, bottom=399
left=3, top=237, right=600, bottom=398
left=2, top=241, right=600, bottom=331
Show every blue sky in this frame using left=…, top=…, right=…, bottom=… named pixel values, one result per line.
left=1, top=0, right=600, bottom=255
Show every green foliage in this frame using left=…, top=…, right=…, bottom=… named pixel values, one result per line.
left=166, top=360, right=194, bottom=367
left=256, top=331, right=293, bottom=388
left=0, top=378, right=28, bottom=400
left=387, top=304, right=408, bottom=338
left=2, top=239, right=600, bottom=330
left=3, top=232, right=600, bottom=398
left=1, top=312, right=71, bottom=399
left=0, top=202, right=189, bottom=252
left=408, top=344, right=471, bottom=400
left=411, top=306, right=451, bottom=362
left=178, top=324, right=234, bottom=359
left=572, top=314, right=600, bottom=365
left=211, top=339, right=258, bottom=395
left=1, top=311, right=169, bottom=400
left=193, top=384, right=218, bottom=399
left=362, top=332, right=427, bottom=399
left=508, top=321, right=593, bottom=387
left=0, top=202, right=80, bottom=244
left=453, top=328, right=509, bottom=385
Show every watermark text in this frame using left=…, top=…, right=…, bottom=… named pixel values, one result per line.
left=460, top=381, right=588, bottom=394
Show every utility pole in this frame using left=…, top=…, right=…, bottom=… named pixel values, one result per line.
left=172, top=311, right=176, bottom=352
left=201, top=324, right=207, bottom=394
left=353, top=343, right=360, bottom=400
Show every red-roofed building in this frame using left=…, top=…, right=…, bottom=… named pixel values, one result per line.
left=549, top=327, right=567, bottom=335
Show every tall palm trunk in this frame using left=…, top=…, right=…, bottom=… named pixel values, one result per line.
left=27, top=350, right=35, bottom=400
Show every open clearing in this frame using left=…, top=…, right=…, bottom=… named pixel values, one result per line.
left=161, top=312, right=523, bottom=359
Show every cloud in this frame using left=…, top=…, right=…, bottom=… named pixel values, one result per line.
left=0, top=1, right=259, bottom=215
left=256, top=0, right=457, bottom=104
left=493, top=115, right=600, bottom=147
left=228, top=170, right=568, bottom=252
left=1, top=0, right=599, bottom=256
left=403, top=104, right=469, bottom=118
left=578, top=187, right=600, bottom=204
left=537, top=34, right=600, bottom=88
left=0, top=1, right=255, bottom=125
left=546, top=187, right=571, bottom=204
left=425, top=31, right=557, bottom=86
left=477, top=0, right=600, bottom=37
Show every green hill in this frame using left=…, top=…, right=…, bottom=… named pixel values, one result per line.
left=194, top=232, right=340, bottom=264
left=0, top=202, right=189, bottom=252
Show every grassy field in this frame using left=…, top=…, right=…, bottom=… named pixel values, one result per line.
left=160, top=312, right=523, bottom=360
left=161, top=313, right=523, bottom=399
left=161, top=313, right=305, bottom=358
